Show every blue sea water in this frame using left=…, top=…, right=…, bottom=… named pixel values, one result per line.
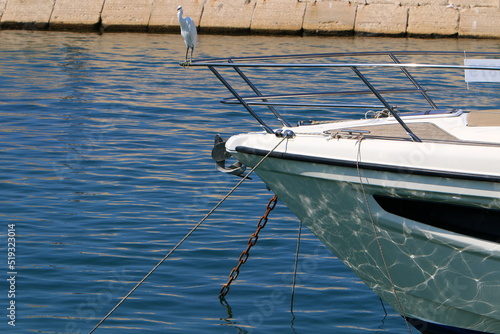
left=1, top=30, right=499, bottom=333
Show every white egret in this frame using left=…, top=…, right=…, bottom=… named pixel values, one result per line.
left=177, top=5, right=197, bottom=65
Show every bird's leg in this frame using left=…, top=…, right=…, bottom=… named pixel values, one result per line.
left=189, top=47, right=194, bottom=63
left=182, top=47, right=190, bottom=67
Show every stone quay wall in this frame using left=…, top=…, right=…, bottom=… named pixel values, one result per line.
left=0, top=0, right=499, bottom=38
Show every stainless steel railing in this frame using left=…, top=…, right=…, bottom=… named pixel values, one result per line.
left=184, top=51, right=500, bottom=142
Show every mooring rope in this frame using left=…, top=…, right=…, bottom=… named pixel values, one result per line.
left=356, top=137, right=413, bottom=334
left=88, top=136, right=287, bottom=334
left=290, top=219, right=303, bottom=313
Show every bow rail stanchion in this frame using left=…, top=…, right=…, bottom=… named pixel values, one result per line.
left=208, top=65, right=275, bottom=134
left=388, top=52, right=439, bottom=110
left=349, top=66, right=421, bottom=142
left=227, top=58, right=292, bottom=127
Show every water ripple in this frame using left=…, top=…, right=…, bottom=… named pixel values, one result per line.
left=2, top=30, right=500, bottom=333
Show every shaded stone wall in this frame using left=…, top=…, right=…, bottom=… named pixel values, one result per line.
left=0, top=0, right=499, bottom=38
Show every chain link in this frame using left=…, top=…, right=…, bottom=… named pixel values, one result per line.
left=219, top=194, right=278, bottom=298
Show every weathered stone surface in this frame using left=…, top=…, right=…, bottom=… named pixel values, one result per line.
left=50, top=0, right=105, bottom=30
left=149, top=0, right=205, bottom=33
left=1, top=0, right=54, bottom=29
left=407, top=5, right=459, bottom=36
left=0, top=0, right=8, bottom=20
left=303, top=1, right=356, bottom=35
left=452, top=0, right=498, bottom=8
left=365, top=0, right=398, bottom=4
left=398, top=0, right=447, bottom=5
left=398, top=0, right=497, bottom=7
left=355, top=4, right=408, bottom=36
left=200, top=0, right=256, bottom=33
left=251, top=0, right=306, bottom=34
left=459, top=7, right=500, bottom=38
left=101, top=0, right=154, bottom=32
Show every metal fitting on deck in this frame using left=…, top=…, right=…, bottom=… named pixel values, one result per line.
left=274, top=129, right=295, bottom=138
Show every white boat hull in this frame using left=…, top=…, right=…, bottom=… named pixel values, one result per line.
left=226, top=128, right=500, bottom=333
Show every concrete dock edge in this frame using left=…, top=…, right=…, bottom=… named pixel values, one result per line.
left=0, top=0, right=500, bottom=38
left=50, top=0, right=105, bottom=31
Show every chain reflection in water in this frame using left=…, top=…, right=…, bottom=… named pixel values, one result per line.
left=221, top=244, right=333, bottom=333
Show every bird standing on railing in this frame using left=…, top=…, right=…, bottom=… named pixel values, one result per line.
left=177, top=5, right=197, bottom=65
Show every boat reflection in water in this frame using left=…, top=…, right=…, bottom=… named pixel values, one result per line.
left=187, top=51, right=500, bottom=334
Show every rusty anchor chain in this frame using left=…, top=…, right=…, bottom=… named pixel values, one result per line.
left=219, top=194, right=278, bottom=298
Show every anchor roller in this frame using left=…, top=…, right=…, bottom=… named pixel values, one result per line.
left=212, top=134, right=247, bottom=177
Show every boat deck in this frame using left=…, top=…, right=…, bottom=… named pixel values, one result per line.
left=317, top=110, right=500, bottom=145
left=340, top=122, right=458, bottom=141
left=467, top=110, right=500, bottom=127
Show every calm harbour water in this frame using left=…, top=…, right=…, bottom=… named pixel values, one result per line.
left=1, top=30, right=500, bottom=333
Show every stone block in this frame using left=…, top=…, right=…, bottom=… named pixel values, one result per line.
left=407, top=5, right=459, bottom=36
left=459, top=7, right=500, bottom=38
left=101, top=0, right=154, bottom=32
left=50, top=0, right=105, bottom=30
left=149, top=0, right=205, bottom=33
left=355, top=4, right=408, bottom=36
left=251, top=0, right=306, bottom=34
left=200, top=0, right=256, bottom=33
left=1, top=0, right=54, bottom=29
left=303, top=1, right=356, bottom=35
